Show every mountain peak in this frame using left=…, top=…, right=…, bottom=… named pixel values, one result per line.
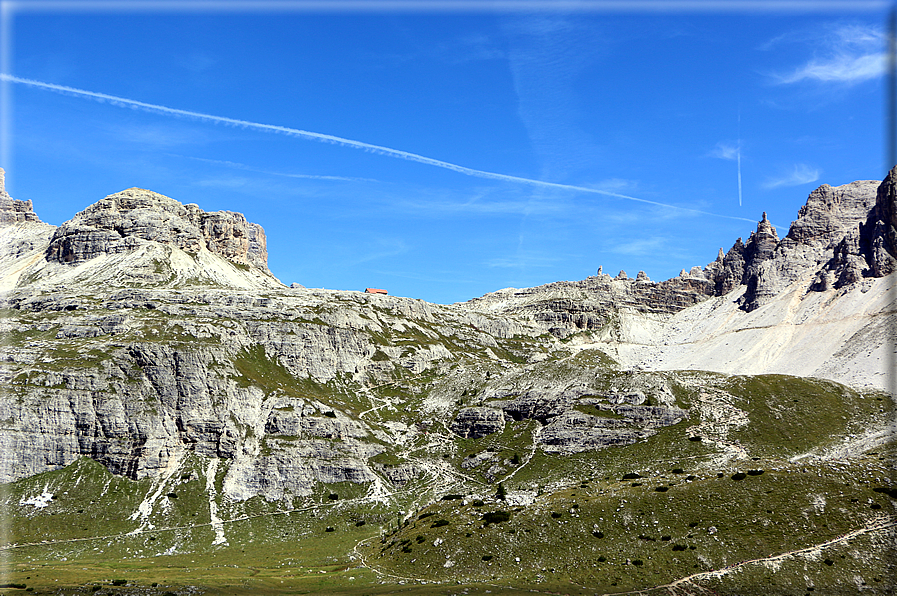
left=45, top=187, right=271, bottom=272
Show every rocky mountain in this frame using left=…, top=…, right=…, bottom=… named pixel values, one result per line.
left=1, top=166, right=894, bottom=596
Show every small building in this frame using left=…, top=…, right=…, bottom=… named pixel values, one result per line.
left=364, top=288, right=387, bottom=295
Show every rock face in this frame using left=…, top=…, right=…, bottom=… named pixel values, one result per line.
left=866, top=165, right=897, bottom=277
left=1, top=167, right=894, bottom=509
left=0, top=168, right=41, bottom=224
left=45, top=188, right=270, bottom=272
left=472, top=173, right=892, bottom=325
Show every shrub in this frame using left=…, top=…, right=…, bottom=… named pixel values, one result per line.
left=328, top=493, right=339, bottom=500
left=325, top=526, right=335, bottom=532
left=431, top=519, right=450, bottom=528
left=482, top=555, right=493, bottom=561
left=355, top=520, right=366, bottom=526
left=672, top=544, right=687, bottom=551
left=441, top=494, right=463, bottom=500
left=418, top=512, right=434, bottom=520
left=111, top=580, right=127, bottom=586
left=672, top=468, right=685, bottom=474
left=482, top=510, right=511, bottom=526
left=165, top=492, right=178, bottom=499
left=496, top=483, right=507, bottom=500
left=472, top=499, right=485, bottom=507
left=655, top=486, right=669, bottom=492
left=597, top=556, right=606, bottom=562
left=824, top=559, right=834, bottom=566
left=622, top=473, right=641, bottom=480
left=631, top=482, right=643, bottom=487
left=0, top=584, right=26, bottom=590
left=874, top=486, right=897, bottom=499
left=661, top=535, right=671, bottom=541
left=688, top=436, right=702, bottom=442
left=511, top=453, right=521, bottom=465
left=632, top=559, right=643, bottom=566
left=402, top=545, right=412, bottom=553
left=747, top=469, right=764, bottom=476
left=551, top=512, right=562, bottom=519
left=415, top=535, right=426, bottom=543
left=731, top=473, right=747, bottom=481
left=592, top=530, right=604, bottom=538
left=324, top=411, right=337, bottom=418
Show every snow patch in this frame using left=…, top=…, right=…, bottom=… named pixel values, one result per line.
left=19, top=490, right=53, bottom=508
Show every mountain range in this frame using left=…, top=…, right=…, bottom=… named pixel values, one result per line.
left=0, top=166, right=894, bottom=595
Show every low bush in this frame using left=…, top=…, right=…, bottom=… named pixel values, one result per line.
left=441, top=494, right=463, bottom=500
left=431, top=519, right=450, bottom=528
left=482, top=510, right=511, bottom=526
left=622, top=473, right=641, bottom=480
left=482, top=555, right=493, bottom=561
left=731, top=472, right=747, bottom=481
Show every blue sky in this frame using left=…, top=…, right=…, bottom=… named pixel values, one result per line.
left=0, top=1, right=891, bottom=303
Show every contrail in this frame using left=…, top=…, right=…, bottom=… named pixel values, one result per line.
left=1, top=73, right=759, bottom=224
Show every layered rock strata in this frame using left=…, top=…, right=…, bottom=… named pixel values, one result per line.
left=45, top=187, right=271, bottom=272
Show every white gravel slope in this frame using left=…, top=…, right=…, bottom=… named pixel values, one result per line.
left=592, top=274, right=895, bottom=394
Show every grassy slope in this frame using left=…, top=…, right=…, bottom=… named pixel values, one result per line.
left=2, top=293, right=895, bottom=595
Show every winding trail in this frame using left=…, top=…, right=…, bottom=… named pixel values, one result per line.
left=353, top=515, right=897, bottom=596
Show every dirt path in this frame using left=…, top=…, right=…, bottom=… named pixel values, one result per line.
left=611, top=515, right=897, bottom=595
left=353, top=516, right=897, bottom=596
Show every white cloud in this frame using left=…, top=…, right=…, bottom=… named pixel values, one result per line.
left=708, top=142, right=740, bottom=160
left=763, top=164, right=820, bottom=188
left=611, top=237, right=667, bottom=256
left=774, top=24, right=887, bottom=85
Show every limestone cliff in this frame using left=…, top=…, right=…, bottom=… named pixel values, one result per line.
left=45, top=187, right=270, bottom=272
left=1, top=167, right=894, bottom=509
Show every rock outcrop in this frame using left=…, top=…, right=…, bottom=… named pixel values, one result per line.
left=0, top=168, right=41, bottom=224
left=866, top=165, right=897, bottom=277
left=45, top=188, right=270, bottom=272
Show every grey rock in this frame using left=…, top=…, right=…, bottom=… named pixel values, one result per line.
left=450, top=407, right=506, bottom=439
left=45, top=188, right=271, bottom=273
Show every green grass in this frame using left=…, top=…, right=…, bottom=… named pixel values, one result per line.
left=723, top=374, right=888, bottom=457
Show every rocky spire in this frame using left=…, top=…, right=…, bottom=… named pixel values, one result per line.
left=0, top=167, right=41, bottom=224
